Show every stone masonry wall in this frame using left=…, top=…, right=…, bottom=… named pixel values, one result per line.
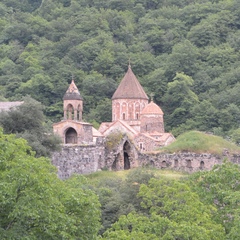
left=138, top=152, right=224, bottom=173
left=138, top=151, right=240, bottom=173
left=52, top=141, right=240, bottom=179
left=52, top=144, right=105, bottom=179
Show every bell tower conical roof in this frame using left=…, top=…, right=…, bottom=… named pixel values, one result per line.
left=63, top=79, right=83, bottom=100
left=112, top=65, right=148, bottom=100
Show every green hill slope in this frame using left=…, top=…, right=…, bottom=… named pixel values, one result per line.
left=161, top=131, right=240, bottom=155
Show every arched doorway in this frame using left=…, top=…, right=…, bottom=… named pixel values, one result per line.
left=65, top=127, right=77, bottom=144
left=123, top=141, right=131, bottom=170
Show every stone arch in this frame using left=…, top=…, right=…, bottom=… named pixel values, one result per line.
left=66, top=104, right=74, bottom=120
left=65, top=127, right=78, bottom=144
left=77, top=104, right=82, bottom=121
left=135, top=102, right=140, bottom=119
left=200, top=161, right=205, bottom=169
left=123, top=141, right=131, bottom=170
left=150, top=160, right=155, bottom=167
left=122, top=102, right=127, bottom=120
left=161, top=161, right=167, bottom=168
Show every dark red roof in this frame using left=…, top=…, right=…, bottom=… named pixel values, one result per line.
left=63, top=80, right=83, bottom=100
left=112, top=66, right=149, bottom=100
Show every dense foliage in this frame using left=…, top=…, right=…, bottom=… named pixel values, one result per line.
left=1, top=129, right=240, bottom=239
left=0, top=130, right=101, bottom=239
left=85, top=164, right=240, bottom=239
left=0, top=96, right=61, bottom=157
left=0, top=0, right=240, bottom=136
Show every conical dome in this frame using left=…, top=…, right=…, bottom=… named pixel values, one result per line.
left=141, top=101, right=163, bottom=115
left=112, top=65, right=148, bottom=100
left=63, top=79, right=83, bottom=100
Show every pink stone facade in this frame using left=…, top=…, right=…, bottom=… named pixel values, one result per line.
left=53, top=65, right=175, bottom=152
left=112, top=99, right=148, bottom=121
left=53, top=79, right=102, bottom=145
left=100, top=65, right=175, bottom=152
left=63, top=99, right=83, bottom=121
left=53, top=120, right=93, bottom=144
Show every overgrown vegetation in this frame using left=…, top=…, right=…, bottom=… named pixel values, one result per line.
left=1, top=131, right=240, bottom=239
left=161, top=131, right=240, bottom=155
left=0, top=130, right=101, bottom=239
left=105, top=131, right=124, bottom=150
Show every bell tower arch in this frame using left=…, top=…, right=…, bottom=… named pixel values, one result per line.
left=63, top=78, right=83, bottom=121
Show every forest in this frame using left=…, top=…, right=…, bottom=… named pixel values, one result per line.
left=1, top=0, right=240, bottom=238
left=1, top=130, right=240, bottom=239
left=0, top=0, right=240, bottom=139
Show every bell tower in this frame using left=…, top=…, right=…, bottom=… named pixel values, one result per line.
left=63, top=78, right=83, bottom=121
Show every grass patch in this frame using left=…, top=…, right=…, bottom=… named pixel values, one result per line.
left=85, top=168, right=186, bottom=183
left=161, top=131, right=240, bottom=155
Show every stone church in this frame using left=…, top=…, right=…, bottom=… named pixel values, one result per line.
left=52, top=65, right=175, bottom=177
left=53, top=64, right=174, bottom=151
left=99, top=64, right=175, bottom=152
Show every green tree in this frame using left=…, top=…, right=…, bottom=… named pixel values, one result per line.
left=103, top=178, right=225, bottom=239
left=163, top=72, right=199, bottom=132
left=0, top=130, right=101, bottom=239
left=189, top=162, right=240, bottom=236
left=165, top=39, right=200, bottom=79
left=0, top=97, right=60, bottom=157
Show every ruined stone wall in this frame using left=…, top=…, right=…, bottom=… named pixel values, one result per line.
left=51, top=143, right=105, bottom=179
left=52, top=140, right=240, bottom=178
left=138, top=152, right=240, bottom=173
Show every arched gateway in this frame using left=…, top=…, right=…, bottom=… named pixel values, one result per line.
left=111, top=140, right=133, bottom=170
left=65, top=127, right=77, bottom=144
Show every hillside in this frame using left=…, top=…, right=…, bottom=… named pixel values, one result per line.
left=161, top=131, right=240, bottom=155
left=0, top=0, right=240, bottom=139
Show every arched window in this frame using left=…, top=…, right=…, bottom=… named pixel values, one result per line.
left=66, top=104, right=74, bottom=120
left=135, top=102, right=140, bottom=119
left=77, top=104, right=82, bottom=121
left=200, top=161, right=205, bottom=169
left=122, top=102, right=127, bottom=120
